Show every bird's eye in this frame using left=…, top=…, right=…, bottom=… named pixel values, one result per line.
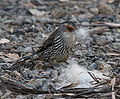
left=66, top=25, right=75, bottom=32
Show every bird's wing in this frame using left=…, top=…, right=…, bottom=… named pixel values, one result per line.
left=39, top=28, right=60, bottom=52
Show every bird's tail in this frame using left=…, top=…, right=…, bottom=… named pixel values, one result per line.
left=1, top=54, right=38, bottom=71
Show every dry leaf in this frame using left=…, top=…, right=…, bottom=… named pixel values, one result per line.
left=105, top=0, right=119, bottom=3
left=0, top=38, right=10, bottom=44
left=0, top=52, right=20, bottom=62
left=59, top=0, right=70, bottom=2
left=105, top=0, right=115, bottom=3
left=111, top=77, right=116, bottom=99
left=98, top=62, right=111, bottom=72
left=23, top=3, right=35, bottom=7
left=111, top=77, right=115, bottom=90
left=4, top=53, right=20, bottom=60
left=61, top=82, right=79, bottom=89
left=106, top=53, right=120, bottom=56
left=29, top=9, right=47, bottom=16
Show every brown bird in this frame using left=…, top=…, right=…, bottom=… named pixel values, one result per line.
left=2, top=21, right=77, bottom=70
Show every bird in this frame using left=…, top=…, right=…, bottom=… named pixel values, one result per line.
left=2, top=21, right=77, bottom=70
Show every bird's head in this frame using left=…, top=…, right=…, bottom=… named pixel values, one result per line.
left=60, top=21, right=77, bottom=32
left=56, top=21, right=77, bottom=47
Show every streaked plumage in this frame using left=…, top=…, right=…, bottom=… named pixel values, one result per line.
left=2, top=21, right=77, bottom=70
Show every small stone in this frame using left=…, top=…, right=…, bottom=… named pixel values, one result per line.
left=16, top=46, right=24, bottom=52
left=25, top=26, right=39, bottom=33
left=3, top=6, right=14, bottom=11
left=51, top=8, right=66, bottom=19
left=50, top=70, right=58, bottom=79
left=87, top=63, right=98, bottom=70
left=115, top=38, right=120, bottom=42
left=98, top=1, right=115, bottom=15
left=22, top=18, right=33, bottom=24
left=12, top=29, right=25, bottom=35
left=112, top=43, right=120, bottom=50
left=116, top=15, right=120, bottom=22
left=0, top=38, right=10, bottom=44
left=74, top=50, right=82, bottom=56
left=89, top=7, right=99, bottom=15
left=9, top=35, right=23, bottom=42
left=29, top=9, right=47, bottom=17
left=114, top=33, right=120, bottom=42
left=17, top=46, right=32, bottom=52
left=24, top=47, right=33, bottom=52
left=79, top=12, right=94, bottom=19
left=95, top=36, right=108, bottom=46
left=31, top=0, right=44, bottom=6
left=3, top=19, right=15, bottom=24
left=106, top=35, right=114, bottom=42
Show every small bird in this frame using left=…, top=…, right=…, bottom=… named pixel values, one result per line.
left=2, top=21, right=77, bottom=70
left=35, top=21, right=77, bottom=63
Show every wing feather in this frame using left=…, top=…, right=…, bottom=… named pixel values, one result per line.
left=39, top=27, right=61, bottom=52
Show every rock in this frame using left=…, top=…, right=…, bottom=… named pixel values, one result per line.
left=112, top=42, right=120, bottom=50
left=25, top=26, right=39, bottom=33
left=31, top=0, right=44, bottom=6
left=22, top=18, right=33, bottom=24
left=116, top=15, right=120, bottom=22
left=106, top=35, right=114, bottom=42
left=16, top=46, right=32, bottom=52
left=95, top=35, right=109, bottom=46
left=51, top=8, right=66, bottom=19
left=105, top=0, right=120, bottom=3
left=3, top=19, right=15, bottom=24
left=29, top=9, right=47, bottom=17
left=0, top=38, right=10, bottom=44
left=87, top=63, right=98, bottom=70
left=89, top=7, right=99, bottom=15
left=9, top=35, right=23, bottom=42
left=115, top=38, right=120, bottom=42
left=12, top=29, right=25, bottom=35
left=50, top=70, right=58, bottom=79
left=86, top=5, right=99, bottom=15
left=74, top=50, right=82, bottom=56
left=91, top=15, right=116, bottom=22
left=24, top=47, right=33, bottom=52
left=3, top=6, right=14, bottom=11
left=97, top=1, right=115, bottom=15
left=79, top=12, right=94, bottom=19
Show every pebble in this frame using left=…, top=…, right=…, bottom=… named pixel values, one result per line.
left=79, top=12, right=94, bottom=19
left=16, top=46, right=32, bottom=52
left=9, top=35, right=23, bottom=42
left=24, top=47, right=33, bottom=52
left=88, top=6, right=99, bottom=15
left=0, top=0, right=119, bottom=98
left=112, top=43, right=120, bottom=50
left=12, top=29, right=25, bottom=35
left=95, top=36, right=108, bottom=46
left=51, top=8, right=66, bottom=19
left=50, top=70, right=58, bottom=79
left=22, top=18, right=33, bottom=24
left=97, top=1, right=115, bottom=15
left=87, top=63, right=98, bottom=70
left=31, top=0, right=44, bottom=6
left=106, top=35, right=114, bottom=42
left=74, top=50, right=82, bottom=56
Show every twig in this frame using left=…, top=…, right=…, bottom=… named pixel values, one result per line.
left=0, top=76, right=113, bottom=98
left=77, top=22, right=120, bottom=28
left=88, top=72, right=101, bottom=83
left=37, top=19, right=120, bottom=28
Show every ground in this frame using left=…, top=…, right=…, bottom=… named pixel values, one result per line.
left=0, top=0, right=120, bottom=99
